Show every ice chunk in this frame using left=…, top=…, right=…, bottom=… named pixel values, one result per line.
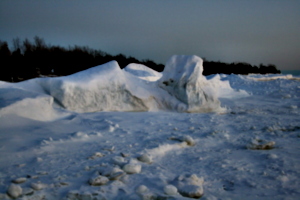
left=136, top=185, right=148, bottom=194
left=164, top=185, right=178, bottom=195
left=169, top=135, right=196, bottom=146
left=248, top=140, right=276, bottom=150
left=123, top=163, right=142, bottom=174
left=137, top=153, right=153, bottom=164
left=112, top=156, right=127, bottom=166
left=12, top=177, right=27, bottom=184
left=171, top=174, right=204, bottom=198
left=31, top=182, right=47, bottom=190
left=89, top=152, right=104, bottom=159
left=98, top=166, right=125, bottom=181
left=158, top=55, right=222, bottom=113
left=89, top=175, right=109, bottom=186
left=7, top=184, right=22, bottom=198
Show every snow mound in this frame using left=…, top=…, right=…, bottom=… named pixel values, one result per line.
left=46, top=55, right=224, bottom=113
left=41, top=56, right=224, bottom=113
left=123, top=63, right=162, bottom=82
left=0, top=55, right=232, bottom=117
left=207, top=74, right=249, bottom=99
left=158, top=55, right=222, bottom=112
left=0, top=87, right=63, bottom=121
left=41, top=61, right=159, bottom=113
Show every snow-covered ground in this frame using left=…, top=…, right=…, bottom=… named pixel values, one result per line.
left=0, top=55, right=299, bottom=200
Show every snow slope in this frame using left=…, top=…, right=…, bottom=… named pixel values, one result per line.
left=40, top=60, right=160, bottom=113
left=0, top=55, right=299, bottom=199
left=0, top=83, right=66, bottom=121
left=123, top=63, right=162, bottom=82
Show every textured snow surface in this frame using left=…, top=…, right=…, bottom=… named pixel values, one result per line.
left=0, top=55, right=300, bottom=199
left=123, top=63, right=162, bottom=82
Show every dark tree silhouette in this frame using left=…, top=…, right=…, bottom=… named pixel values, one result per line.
left=0, top=36, right=281, bottom=82
left=0, top=41, right=12, bottom=81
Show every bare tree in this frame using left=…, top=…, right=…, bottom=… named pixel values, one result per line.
left=34, top=36, right=47, bottom=49
left=12, top=37, right=21, bottom=51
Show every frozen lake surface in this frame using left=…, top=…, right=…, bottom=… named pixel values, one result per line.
left=0, top=56, right=299, bottom=199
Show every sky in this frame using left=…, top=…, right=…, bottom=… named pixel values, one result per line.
left=0, top=0, right=299, bottom=70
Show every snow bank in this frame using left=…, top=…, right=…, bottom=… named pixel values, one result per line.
left=0, top=87, right=63, bottom=121
left=41, top=61, right=159, bottom=113
left=0, top=55, right=238, bottom=117
left=207, top=74, right=249, bottom=99
left=44, top=56, right=223, bottom=113
left=247, top=74, right=300, bottom=81
left=123, top=63, right=162, bottom=82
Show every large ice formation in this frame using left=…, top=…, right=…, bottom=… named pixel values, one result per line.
left=41, top=61, right=159, bottom=112
left=0, top=55, right=235, bottom=119
left=158, top=55, right=221, bottom=112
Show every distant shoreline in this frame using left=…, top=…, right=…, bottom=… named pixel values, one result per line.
left=281, top=70, right=300, bottom=76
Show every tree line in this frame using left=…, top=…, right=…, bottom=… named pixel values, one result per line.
left=202, top=60, right=280, bottom=76
left=0, top=37, right=280, bottom=82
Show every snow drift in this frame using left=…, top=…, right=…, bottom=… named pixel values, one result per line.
left=0, top=55, right=251, bottom=119
left=0, top=84, right=64, bottom=121
left=42, top=55, right=225, bottom=113
left=41, top=61, right=159, bottom=113
left=207, top=74, right=249, bottom=99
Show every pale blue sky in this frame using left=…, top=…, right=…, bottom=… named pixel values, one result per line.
left=1, top=0, right=299, bottom=70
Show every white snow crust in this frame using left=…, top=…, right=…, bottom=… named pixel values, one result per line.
left=206, top=74, right=249, bottom=99
left=247, top=74, right=300, bottom=81
left=123, top=63, right=162, bottom=82
left=0, top=55, right=299, bottom=200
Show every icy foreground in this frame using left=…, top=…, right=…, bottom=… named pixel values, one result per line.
left=0, top=56, right=300, bottom=199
